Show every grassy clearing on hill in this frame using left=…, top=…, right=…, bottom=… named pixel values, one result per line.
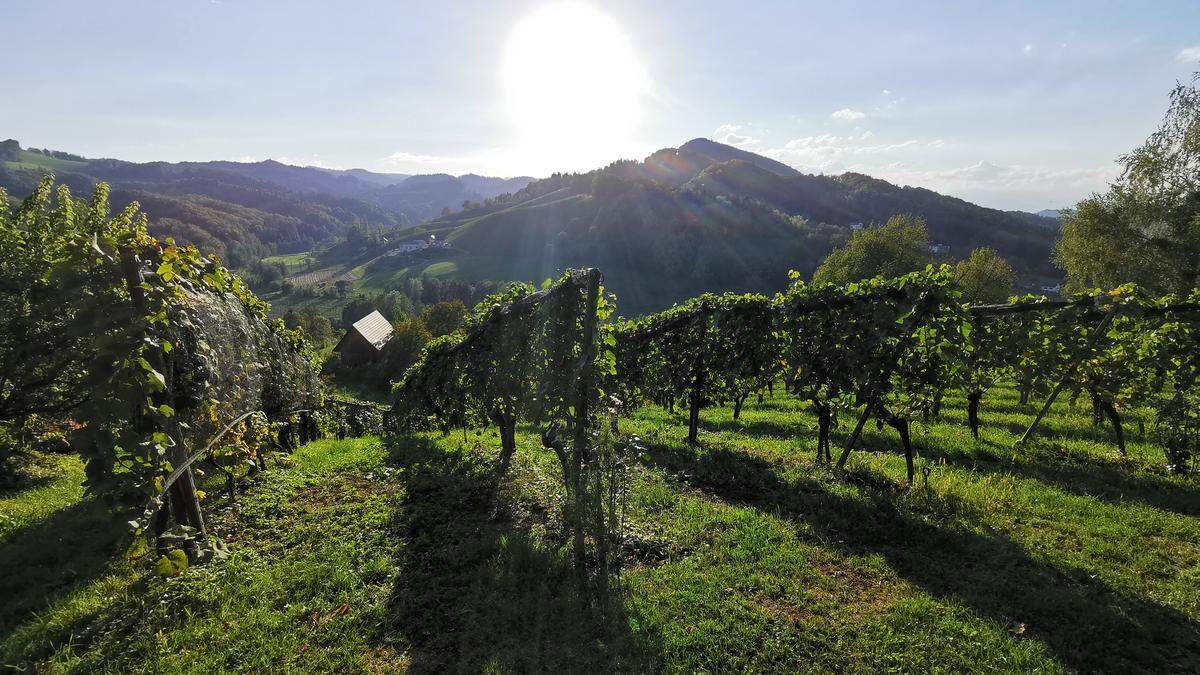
left=2, top=151, right=90, bottom=173
left=3, top=384, right=1199, bottom=672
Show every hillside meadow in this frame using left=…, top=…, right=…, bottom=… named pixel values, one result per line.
left=4, top=384, right=1198, bottom=673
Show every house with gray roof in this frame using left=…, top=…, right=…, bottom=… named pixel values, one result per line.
left=333, top=310, right=393, bottom=365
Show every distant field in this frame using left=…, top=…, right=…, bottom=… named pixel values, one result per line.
left=3, top=150, right=90, bottom=173
left=262, top=251, right=316, bottom=274
left=420, top=261, right=458, bottom=277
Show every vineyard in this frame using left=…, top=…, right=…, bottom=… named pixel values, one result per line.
left=4, top=187, right=1200, bottom=669
left=396, top=265, right=1200, bottom=485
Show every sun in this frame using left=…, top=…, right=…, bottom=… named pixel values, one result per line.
left=500, top=2, right=651, bottom=175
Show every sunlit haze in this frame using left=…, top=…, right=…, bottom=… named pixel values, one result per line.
left=501, top=2, right=651, bottom=176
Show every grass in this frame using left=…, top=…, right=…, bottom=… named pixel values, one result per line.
left=2, top=150, right=90, bottom=173
left=419, top=261, right=457, bottom=278
left=262, top=252, right=317, bottom=274
left=3, top=384, right=1199, bottom=672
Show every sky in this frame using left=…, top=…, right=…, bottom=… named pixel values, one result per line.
left=2, top=0, right=1198, bottom=211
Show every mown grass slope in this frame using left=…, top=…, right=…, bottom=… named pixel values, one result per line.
left=3, top=384, right=1199, bottom=672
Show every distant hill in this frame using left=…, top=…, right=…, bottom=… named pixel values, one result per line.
left=0, top=141, right=533, bottom=265
left=3, top=138, right=1064, bottom=314
left=426, top=139, right=1061, bottom=314
left=1035, top=209, right=1063, bottom=219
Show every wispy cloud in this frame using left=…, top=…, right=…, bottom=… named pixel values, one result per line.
left=383, top=151, right=461, bottom=166
left=830, top=108, right=866, bottom=121
left=1177, top=46, right=1200, bottom=63
left=1023, top=43, right=1034, bottom=56
left=713, top=123, right=763, bottom=148
left=876, top=160, right=1117, bottom=209
left=763, top=131, right=928, bottom=172
left=275, top=154, right=343, bottom=170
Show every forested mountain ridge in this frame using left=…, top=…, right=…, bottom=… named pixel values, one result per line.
left=425, top=138, right=1060, bottom=313
left=3, top=138, right=1060, bottom=314
left=0, top=142, right=533, bottom=265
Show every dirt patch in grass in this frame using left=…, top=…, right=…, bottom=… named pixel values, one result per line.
left=294, top=474, right=388, bottom=508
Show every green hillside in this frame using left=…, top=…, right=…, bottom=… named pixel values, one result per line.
left=415, top=139, right=1060, bottom=314
left=5, top=385, right=1198, bottom=671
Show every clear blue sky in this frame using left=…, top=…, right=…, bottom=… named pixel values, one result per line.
left=2, top=0, right=1198, bottom=210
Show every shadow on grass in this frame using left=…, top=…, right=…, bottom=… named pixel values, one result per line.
left=700, top=415, right=811, bottom=439
left=640, top=440, right=1200, bottom=672
left=379, top=435, right=649, bottom=673
left=913, top=437, right=1200, bottom=518
left=703, top=399, right=1198, bottom=519
left=0, top=473, right=57, bottom=499
left=0, top=499, right=125, bottom=637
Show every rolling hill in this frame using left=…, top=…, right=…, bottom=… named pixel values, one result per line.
left=424, top=138, right=1061, bottom=314
left=0, top=141, right=533, bottom=265
left=3, top=137, right=1063, bottom=315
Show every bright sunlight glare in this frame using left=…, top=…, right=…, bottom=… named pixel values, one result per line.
left=501, top=2, right=651, bottom=175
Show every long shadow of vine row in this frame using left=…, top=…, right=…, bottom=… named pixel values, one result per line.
left=378, top=435, right=650, bottom=673
left=0, top=499, right=126, bottom=639
left=699, top=404, right=1200, bottom=519
left=911, top=435, right=1200, bottom=518
left=640, top=439, right=1200, bottom=673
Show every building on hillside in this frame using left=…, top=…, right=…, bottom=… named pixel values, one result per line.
left=333, top=310, right=394, bottom=366
left=930, top=243, right=951, bottom=254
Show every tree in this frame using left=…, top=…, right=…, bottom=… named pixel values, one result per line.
left=0, top=179, right=111, bottom=424
left=421, top=299, right=468, bottom=337
left=284, top=308, right=334, bottom=349
left=380, top=318, right=432, bottom=383
left=0, top=139, right=20, bottom=162
left=955, top=247, right=1016, bottom=304
left=1055, top=73, right=1200, bottom=294
left=812, top=214, right=933, bottom=284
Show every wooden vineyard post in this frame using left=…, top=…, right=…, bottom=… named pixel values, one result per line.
left=686, top=305, right=711, bottom=445
left=119, top=249, right=206, bottom=540
left=572, top=270, right=601, bottom=572
left=1016, top=304, right=1119, bottom=448
left=836, top=403, right=877, bottom=469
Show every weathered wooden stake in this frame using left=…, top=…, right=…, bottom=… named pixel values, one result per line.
left=1017, top=305, right=1118, bottom=448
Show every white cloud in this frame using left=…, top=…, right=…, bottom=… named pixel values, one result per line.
left=713, top=124, right=762, bottom=148
left=383, top=151, right=460, bottom=165
left=874, top=90, right=905, bottom=116
left=1177, top=46, right=1200, bottom=63
left=275, top=154, right=343, bottom=170
left=875, top=160, right=1118, bottom=209
left=830, top=108, right=867, bottom=121
left=763, top=132, right=929, bottom=173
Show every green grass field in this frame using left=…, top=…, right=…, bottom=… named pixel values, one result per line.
left=3, top=384, right=1199, bottom=672
left=262, top=252, right=317, bottom=275
left=2, top=150, right=91, bottom=174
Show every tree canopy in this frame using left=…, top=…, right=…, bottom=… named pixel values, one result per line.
left=421, top=299, right=468, bottom=337
left=955, top=247, right=1016, bottom=304
left=812, top=214, right=933, bottom=285
left=1056, top=73, right=1200, bottom=294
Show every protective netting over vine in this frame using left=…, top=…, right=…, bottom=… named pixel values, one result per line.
left=170, top=287, right=321, bottom=449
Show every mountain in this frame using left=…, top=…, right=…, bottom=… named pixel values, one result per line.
left=422, top=139, right=1061, bottom=314
left=324, top=167, right=410, bottom=187
left=1036, top=209, right=1063, bottom=219
left=0, top=142, right=533, bottom=265
left=4, top=138, right=1064, bottom=315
